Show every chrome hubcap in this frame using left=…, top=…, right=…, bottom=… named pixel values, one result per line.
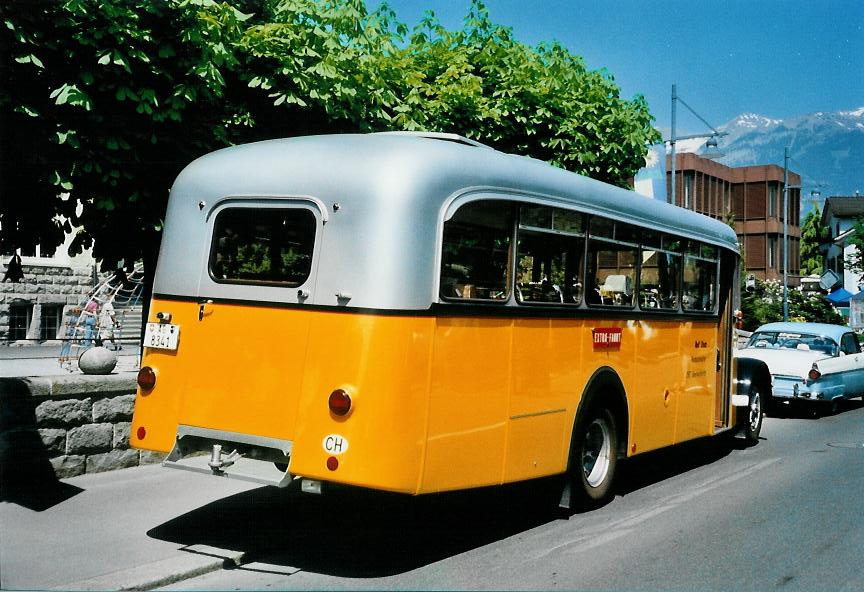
left=582, top=418, right=611, bottom=488
left=749, top=392, right=761, bottom=431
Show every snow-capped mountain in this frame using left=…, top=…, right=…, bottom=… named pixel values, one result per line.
left=680, top=107, right=864, bottom=200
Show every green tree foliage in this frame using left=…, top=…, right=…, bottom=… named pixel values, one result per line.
left=1, top=0, right=660, bottom=275
left=799, top=206, right=826, bottom=276
left=238, top=0, right=660, bottom=186
left=740, top=278, right=843, bottom=332
left=1, top=0, right=250, bottom=269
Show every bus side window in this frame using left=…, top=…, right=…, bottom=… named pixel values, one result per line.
left=516, top=205, right=584, bottom=305
left=586, top=217, right=637, bottom=308
left=441, top=201, right=515, bottom=301
left=639, top=249, right=681, bottom=310
left=682, top=241, right=718, bottom=312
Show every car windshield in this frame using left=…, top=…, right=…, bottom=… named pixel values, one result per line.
left=747, top=331, right=838, bottom=356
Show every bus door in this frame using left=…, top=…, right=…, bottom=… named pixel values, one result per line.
left=174, top=199, right=322, bottom=439
left=713, top=256, right=735, bottom=428
left=675, top=243, right=721, bottom=442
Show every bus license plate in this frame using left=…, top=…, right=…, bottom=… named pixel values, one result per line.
left=144, top=322, right=180, bottom=351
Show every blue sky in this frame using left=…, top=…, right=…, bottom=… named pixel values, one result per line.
left=381, top=0, right=864, bottom=137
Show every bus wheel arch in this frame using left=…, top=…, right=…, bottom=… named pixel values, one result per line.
left=559, top=367, right=629, bottom=513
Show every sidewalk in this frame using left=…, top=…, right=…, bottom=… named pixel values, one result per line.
left=0, top=463, right=259, bottom=590
left=0, top=344, right=140, bottom=377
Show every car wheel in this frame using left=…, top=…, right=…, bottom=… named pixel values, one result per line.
left=742, top=388, right=763, bottom=443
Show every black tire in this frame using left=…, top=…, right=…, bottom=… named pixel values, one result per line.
left=741, top=387, right=764, bottom=443
left=567, top=404, right=619, bottom=509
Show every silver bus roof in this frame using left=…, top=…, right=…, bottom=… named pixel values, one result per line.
left=154, top=133, right=739, bottom=309
left=172, top=133, right=738, bottom=252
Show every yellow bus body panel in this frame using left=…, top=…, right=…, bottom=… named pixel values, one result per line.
left=131, top=299, right=434, bottom=494
left=132, top=299, right=725, bottom=495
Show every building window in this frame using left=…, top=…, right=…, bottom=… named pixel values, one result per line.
left=40, top=304, right=63, bottom=340
left=9, top=303, right=32, bottom=340
left=768, top=184, right=777, bottom=218
left=768, top=237, right=776, bottom=269
left=683, top=173, right=694, bottom=209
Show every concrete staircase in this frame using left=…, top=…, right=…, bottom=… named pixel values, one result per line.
left=114, top=304, right=143, bottom=347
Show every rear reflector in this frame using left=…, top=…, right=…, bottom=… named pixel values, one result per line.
left=327, top=456, right=339, bottom=471
left=137, top=426, right=146, bottom=440
left=137, top=366, right=156, bottom=390
left=328, top=389, right=351, bottom=416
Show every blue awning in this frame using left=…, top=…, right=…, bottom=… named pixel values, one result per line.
left=826, top=288, right=855, bottom=305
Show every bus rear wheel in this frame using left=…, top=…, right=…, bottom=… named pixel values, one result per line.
left=568, top=403, right=618, bottom=510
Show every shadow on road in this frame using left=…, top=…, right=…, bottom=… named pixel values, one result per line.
left=768, top=398, right=864, bottom=419
left=148, top=476, right=563, bottom=577
left=147, top=432, right=758, bottom=577
left=0, top=378, right=84, bottom=511
left=615, top=435, right=741, bottom=497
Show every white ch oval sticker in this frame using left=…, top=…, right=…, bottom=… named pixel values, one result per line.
left=322, top=434, right=349, bottom=455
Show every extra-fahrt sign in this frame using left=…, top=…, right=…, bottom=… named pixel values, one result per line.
left=592, top=327, right=622, bottom=351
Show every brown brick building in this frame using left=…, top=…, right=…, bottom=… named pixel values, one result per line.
left=666, top=153, right=801, bottom=283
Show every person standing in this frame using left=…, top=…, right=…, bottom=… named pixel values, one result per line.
left=82, top=299, right=98, bottom=347
left=98, top=300, right=121, bottom=350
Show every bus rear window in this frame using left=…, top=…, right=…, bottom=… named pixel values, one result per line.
left=209, top=207, right=316, bottom=286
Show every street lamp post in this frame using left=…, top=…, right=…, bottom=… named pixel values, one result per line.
left=668, top=84, right=728, bottom=206
left=784, top=147, right=790, bottom=322
left=671, top=84, right=677, bottom=206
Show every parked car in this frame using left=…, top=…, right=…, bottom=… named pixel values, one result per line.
left=737, top=322, right=864, bottom=413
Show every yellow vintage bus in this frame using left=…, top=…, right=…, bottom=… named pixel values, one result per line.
left=130, top=132, right=769, bottom=510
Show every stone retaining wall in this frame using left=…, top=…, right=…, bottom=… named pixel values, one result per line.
left=0, top=373, right=162, bottom=485
left=1, top=261, right=97, bottom=342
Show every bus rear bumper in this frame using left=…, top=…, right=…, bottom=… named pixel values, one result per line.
left=163, top=425, right=294, bottom=488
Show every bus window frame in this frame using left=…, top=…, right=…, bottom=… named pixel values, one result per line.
left=681, top=243, right=720, bottom=314
left=437, top=194, right=728, bottom=318
left=439, top=199, right=516, bottom=304
left=515, top=205, right=586, bottom=307
left=637, top=244, right=683, bottom=312
left=585, top=219, right=639, bottom=310
left=204, top=197, right=324, bottom=291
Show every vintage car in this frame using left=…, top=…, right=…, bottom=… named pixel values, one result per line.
left=737, top=322, right=864, bottom=412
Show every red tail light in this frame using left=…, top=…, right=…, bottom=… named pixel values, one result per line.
left=328, top=389, right=352, bottom=416
left=137, top=366, right=156, bottom=390
left=136, top=426, right=146, bottom=440
left=808, top=365, right=821, bottom=381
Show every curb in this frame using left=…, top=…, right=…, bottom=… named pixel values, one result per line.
left=52, top=545, right=245, bottom=591
left=0, top=372, right=138, bottom=398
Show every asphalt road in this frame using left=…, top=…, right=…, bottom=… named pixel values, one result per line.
left=2, top=402, right=862, bottom=591
left=160, top=401, right=864, bottom=591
